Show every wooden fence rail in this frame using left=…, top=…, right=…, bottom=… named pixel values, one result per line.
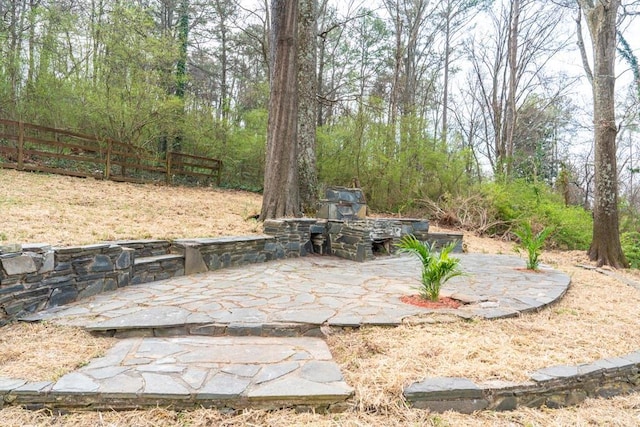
left=0, top=119, right=222, bottom=186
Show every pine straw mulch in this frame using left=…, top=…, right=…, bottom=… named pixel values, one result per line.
left=2, top=170, right=640, bottom=425
left=0, top=323, right=114, bottom=382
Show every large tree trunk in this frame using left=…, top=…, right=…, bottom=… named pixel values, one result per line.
left=577, top=0, right=627, bottom=268
left=297, top=0, right=318, bottom=216
left=260, top=0, right=300, bottom=220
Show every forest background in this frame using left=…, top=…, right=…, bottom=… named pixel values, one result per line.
left=1, top=0, right=639, bottom=261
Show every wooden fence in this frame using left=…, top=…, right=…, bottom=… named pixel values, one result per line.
left=0, top=119, right=222, bottom=186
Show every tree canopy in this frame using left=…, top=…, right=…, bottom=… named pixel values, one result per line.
left=1, top=0, right=639, bottom=265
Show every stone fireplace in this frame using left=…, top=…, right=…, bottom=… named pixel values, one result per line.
left=263, top=187, right=462, bottom=262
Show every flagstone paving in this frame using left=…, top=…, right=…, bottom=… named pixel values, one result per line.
left=4, top=253, right=571, bottom=412
left=27, top=254, right=570, bottom=334
left=1, top=336, right=353, bottom=411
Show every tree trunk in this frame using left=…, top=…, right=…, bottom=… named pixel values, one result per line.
left=441, top=1, right=451, bottom=145
left=174, top=0, right=189, bottom=153
left=260, top=0, right=300, bottom=220
left=577, top=0, right=627, bottom=268
left=504, top=0, right=520, bottom=178
left=297, top=0, right=318, bottom=215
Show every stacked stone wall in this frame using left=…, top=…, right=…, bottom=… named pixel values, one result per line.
left=404, top=350, right=640, bottom=413
left=263, top=219, right=317, bottom=258
left=107, top=240, right=173, bottom=258
left=326, top=221, right=374, bottom=262
left=0, top=243, right=133, bottom=325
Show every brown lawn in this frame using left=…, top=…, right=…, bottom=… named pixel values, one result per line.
left=2, top=169, right=640, bottom=426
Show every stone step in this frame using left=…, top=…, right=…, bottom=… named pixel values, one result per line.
left=87, top=320, right=325, bottom=339
left=0, top=336, right=353, bottom=413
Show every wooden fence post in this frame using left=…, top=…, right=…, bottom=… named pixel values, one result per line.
left=105, top=140, right=112, bottom=180
left=166, top=152, right=172, bottom=185
left=217, top=161, right=222, bottom=187
left=17, top=121, right=24, bottom=170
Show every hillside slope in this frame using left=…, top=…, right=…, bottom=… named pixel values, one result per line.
left=0, top=170, right=262, bottom=246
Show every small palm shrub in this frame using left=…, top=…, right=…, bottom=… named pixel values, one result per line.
left=396, top=235, right=462, bottom=301
left=513, top=222, right=553, bottom=270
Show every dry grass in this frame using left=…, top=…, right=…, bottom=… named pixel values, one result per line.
left=0, top=169, right=262, bottom=245
left=2, top=397, right=640, bottom=426
left=2, top=170, right=640, bottom=425
left=327, top=259, right=640, bottom=413
left=0, top=323, right=114, bottom=381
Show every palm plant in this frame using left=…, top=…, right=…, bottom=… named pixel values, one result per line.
left=513, top=222, right=553, bottom=270
left=397, top=235, right=462, bottom=302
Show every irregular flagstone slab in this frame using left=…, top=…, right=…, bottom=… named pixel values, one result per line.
left=272, top=308, right=336, bottom=324
left=86, top=306, right=195, bottom=330
left=13, top=381, right=53, bottom=394
left=254, top=362, right=300, bottom=384
left=182, top=368, right=209, bottom=389
left=0, top=377, right=27, bottom=392
left=247, top=377, right=353, bottom=399
left=98, top=374, right=144, bottom=396
left=52, top=373, right=100, bottom=393
left=197, top=373, right=251, bottom=399
left=140, top=372, right=190, bottom=398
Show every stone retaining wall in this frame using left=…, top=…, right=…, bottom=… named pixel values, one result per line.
left=0, top=243, right=134, bottom=325
left=108, top=239, right=173, bottom=258
left=132, top=254, right=185, bottom=285
left=404, top=349, right=640, bottom=413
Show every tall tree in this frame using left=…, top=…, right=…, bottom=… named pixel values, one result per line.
left=439, top=0, right=491, bottom=145
left=464, top=1, right=569, bottom=177
left=174, top=0, right=189, bottom=153
left=576, top=0, right=627, bottom=267
left=260, top=0, right=300, bottom=220
left=297, top=0, right=318, bottom=215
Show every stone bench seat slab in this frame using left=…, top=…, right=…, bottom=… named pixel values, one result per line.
left=133, top=254, right=185, bottom=266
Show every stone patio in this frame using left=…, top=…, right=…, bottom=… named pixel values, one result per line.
left=2, top=253, right=572, bottom=412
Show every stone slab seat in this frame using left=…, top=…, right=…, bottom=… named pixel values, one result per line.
left=131, top=253, right=186, bottom=285
left=133, top=254, right=185, bottom=266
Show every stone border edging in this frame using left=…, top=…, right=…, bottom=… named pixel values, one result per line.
left=404, top=350, right=640, bottom=413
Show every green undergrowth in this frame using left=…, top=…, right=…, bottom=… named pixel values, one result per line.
left=479, top=181, right=592, bottom=250
left=621, top=232, right=640, bottom=269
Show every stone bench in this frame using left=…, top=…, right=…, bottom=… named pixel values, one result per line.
left=172, top=235, right=281, bottom=275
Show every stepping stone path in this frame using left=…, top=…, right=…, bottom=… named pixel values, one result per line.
left=6, top=254, right=570, bottom=412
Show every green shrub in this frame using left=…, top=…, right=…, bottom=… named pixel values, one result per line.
left=396, top=235, right=462, bottom=301
left=621, top=232, right=640, bottom=269
left=540, top=202, right=592, bottom=250
left=477, top=181, right=592, bottom=250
